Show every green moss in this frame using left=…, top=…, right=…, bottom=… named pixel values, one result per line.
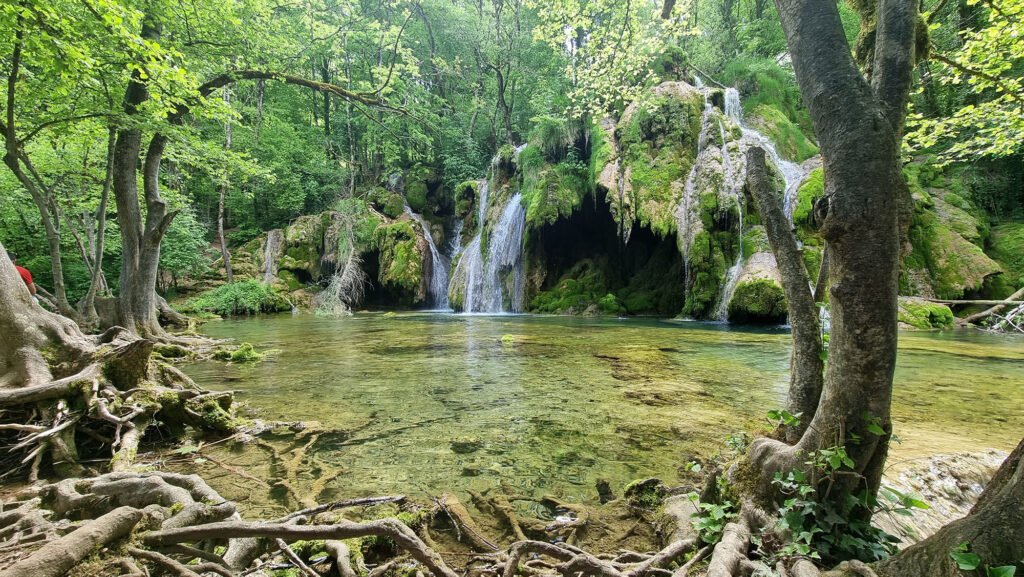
left=619, top=89, right=703, bottom=238
left=908, top=210, right=1002, bottom=299
left=520, top=150, right=588, bottom=231
left=455, top=181, right=478, bottom=220
left=372, top=222, right=424, bottom=295
left=897, top=297, right=954, bottom=329
left=747, top=105, right=819, bottom=162
left=802, top=246, right=823, bottom=285
left=727, top=278, right=787, bottom=323
left=405, top=180, right=428, bottom=212
left=742, top=226, right=770, bottom=259
left=229, top=343, right=263, bottom=363
left=183, top=280, right=289, bottom=315
left=792, top=168, right=824, bottom=242
left=277, top=269, right=304, bottom=291
left=169, top=503, right=185, bottom=515
left=683, top=231, right=729, bottom=319
left=529, top=259, right=617, bottom=315
left=153, top=344, right=190, bottom=359
left=988, top=222, right=1024, bottom=287
left=380, top=192, right=405, bottom=219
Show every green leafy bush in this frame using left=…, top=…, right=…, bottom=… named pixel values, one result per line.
left=184, top=280, right=288, bottom=316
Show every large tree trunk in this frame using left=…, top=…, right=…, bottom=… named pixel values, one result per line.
left=747, top=0, right=915, bottom=512
left=111, top=17, right=179, bottom=340
left=874, top=438, right=1024, bottom=576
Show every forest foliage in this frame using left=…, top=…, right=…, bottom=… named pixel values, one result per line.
left=0, top=0, right=1021, bottom=304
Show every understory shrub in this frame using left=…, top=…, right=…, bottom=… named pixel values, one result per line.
left=184, top=280, right=287, bottom=315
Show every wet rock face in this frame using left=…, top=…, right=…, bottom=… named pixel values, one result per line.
left=877, top=450, right=1007, bottom=547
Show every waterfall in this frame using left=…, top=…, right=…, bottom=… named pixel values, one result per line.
left=723, top=87, right=806, bottom=220
left=450, top=180, right=488, bottom=312
left=717, top=119, right=745, bottom=321
left=403, top=202, right=450, bottom=309
left=263, top=229, right=283, bottom=284
left=483, top=192, right=527, bottom=312
left=449, top=179, right=527, bottom=313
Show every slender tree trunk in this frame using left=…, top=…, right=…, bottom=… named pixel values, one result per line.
left=1, top=15, right=76, bottom=318
left=345, top=34, right=356, bottom=197
left=746, top=147, right=823, bottom=442
left=218, top=85, right=234, bottom=283
left=494, top=68, right=514, bottom=145
left=81, top=127, right=115, bottom=325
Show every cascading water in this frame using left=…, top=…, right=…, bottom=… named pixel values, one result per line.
left=263, top=229, right=283, bottom=284
left=716, top=119, right=745, bottom=321
left=448, top=173, right=527, bottom=313
left=482, top=192, right=527, bottom=312
left=403, top=202, right=450, bottom=309
left=723, top=87, right=806, bottom=219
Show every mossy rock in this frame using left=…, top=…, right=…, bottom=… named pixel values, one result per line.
left=455, top=181, right=478, bottom=220
left=529, top=259, right=619, bottom=315
left=229, top=343, right=263, bottom=362
left=617, top=82, right=704, bottom=238
left=372, top=221, right=424, bottom=296
left=746, top=104, right=819, bottom=162
left=897, top=297, right=954, bottom=330
left=405, top=179, right=428, bottom=212
left=987, top=222, right=1024, bottom=288
left=908, top=210, right=1002, bottom=299
left=727, top=278, right=787, bottom=324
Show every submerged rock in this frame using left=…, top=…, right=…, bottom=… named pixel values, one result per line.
left=877, top=450, right=1007, bottom=547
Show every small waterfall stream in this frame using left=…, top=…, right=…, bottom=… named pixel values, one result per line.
left=403, top=202, right=450, bottom=309
left=716, top=119, right=744, bottom=321
left=448, top=175, right=527, bottom=313
left=262, top=229, right=283, bottom=284
left=724, top=88, right=806, bottom=219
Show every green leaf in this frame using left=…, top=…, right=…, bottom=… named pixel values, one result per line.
left=950, top=552, right=981, bottom=571
left=987, top=567, right=1016, bottom=577
left=867, top=423, right=886, bottom=435
left=173, top=444, right=199, bottom=454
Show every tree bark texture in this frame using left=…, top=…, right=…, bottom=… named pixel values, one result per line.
left=749, top=0, right=916, bottom=509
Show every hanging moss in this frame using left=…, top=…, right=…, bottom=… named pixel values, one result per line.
left=455, top=181, right=478, bottom=220
left=520, top=147, right=589, bottom=232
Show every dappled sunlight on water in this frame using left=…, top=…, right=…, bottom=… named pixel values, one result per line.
left=179, top=313, right=1023, bottom=513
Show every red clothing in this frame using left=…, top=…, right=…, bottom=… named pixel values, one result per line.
left=15, top=265, right=33, bottom=286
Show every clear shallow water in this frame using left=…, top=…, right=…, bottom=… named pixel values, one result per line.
left=181, top=313, right=1024, bottom=506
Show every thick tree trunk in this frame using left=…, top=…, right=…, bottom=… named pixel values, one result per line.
left=111, top=17, right=179, bottom=340
left=748, top=0, right=915, bottom=512
left=874, top=438, right=1024, bottom=577
left=745, top=147, right=823, bottom=442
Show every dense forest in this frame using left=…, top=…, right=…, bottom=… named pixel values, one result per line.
left=0, top=0, right=1022, bottom=576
